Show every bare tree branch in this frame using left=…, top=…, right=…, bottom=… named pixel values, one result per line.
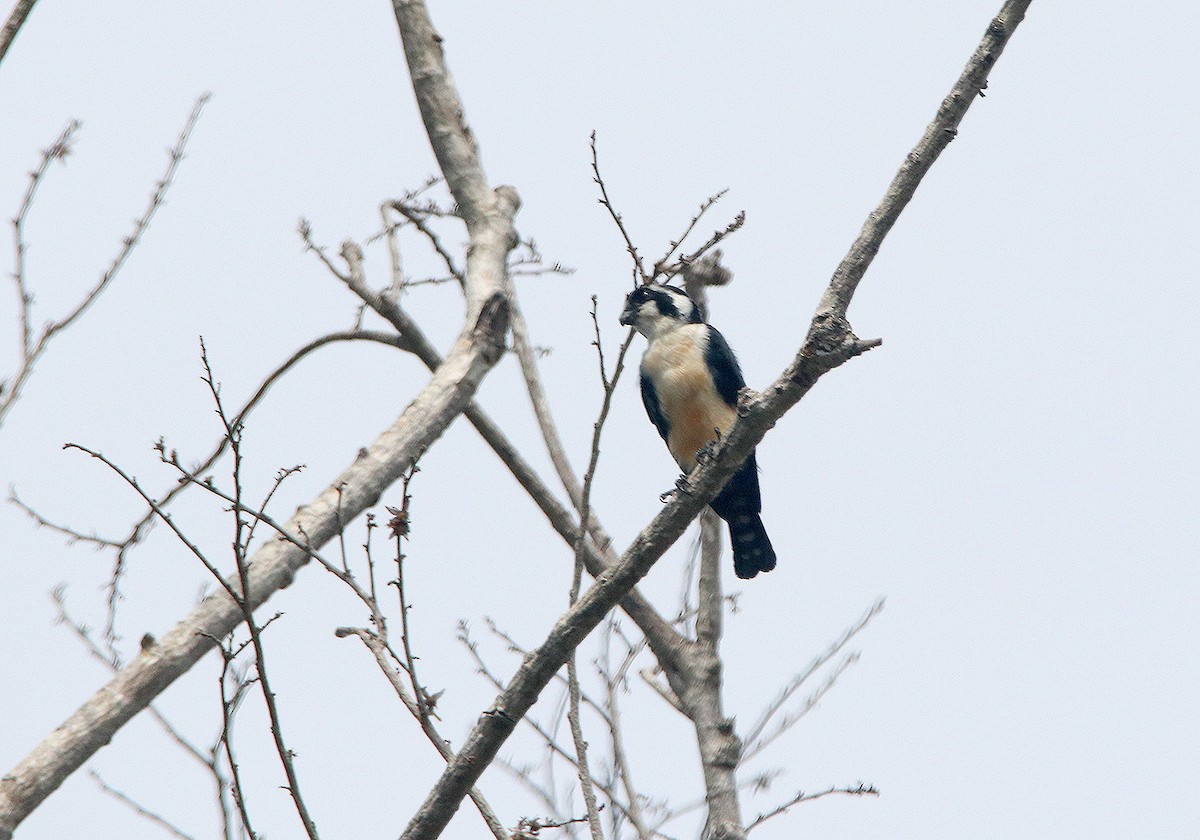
left=1, top=93, right=209, bottom=429
left=683, top=510, right=745, bottom=840
left=655, top=213, right=745, bottom=282
left=0, top=0, right=36, bottom=68
left=811, top=4, right=1030, bottom=323
left=744, top=783, right=879, bottom=833
left=211, top=637, right=259, bottom=839
left=159, top=403, right=507, bottom=838
left=390, top=0, right=503, bottom=242
left=741, top=599, right=884, bottom=760
left=598, top=619, right=652, bottom=840
left=590, top=132, right=646, bottom=285
left=52, top=588, right=212, bottom=769
left=650, top=189, right=728, bottom=280
left=65, top=418, right=322, bottom=838
left=88, top=770, right=198, bottom=840
left=506, top=289, right=583, bottom=510
left=12, top=492, right=125, bottom=551
left=561, top=296, right=634, bottom=840
left=389, top=198, right=465, bottom=286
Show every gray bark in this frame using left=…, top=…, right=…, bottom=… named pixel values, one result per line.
left=0, top=0, right=36, bottom=68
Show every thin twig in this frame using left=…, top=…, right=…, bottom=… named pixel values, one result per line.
left=505, top=288, right=583, bottom=510
left=151, top=329, right=408, bottom=517
left=473, top=619, right=615, bottom=732
left=390, top=199, right=465, bottom=286
left=741, top=599, right=884, bottom=758
left=390, top=463, right=432, bottom=724
left=11, top=491, right=124, bottom=550
left=508, top=236, right=573, bottom=278
left=512, top=813, right=595, bottom=839
left=5, top=118, right=79, bottom=421
left=742, top=652, right=861, bottom=764
left=497, top=758, right=571, bottom=829
left=565, top=296, right=637, bottom=840
left=650, top=189, right=729, bottom=280
left=212, top=638, right=258, bottom=839
left=744, top=784, right=879, bottom=833
left=1, top=93, right=210, bottom=428
left=88, top=770, right=198, bottom=840
left=65, top=442, right=238, bottom=601
left=590, top=132, right=646, bottom=285
left=598, top=619, right=651, bottom=840
left=378, top=202, right=405, bottom=306
left=654, top=212, right=745, bottom=281
left=648, top=772, right=781, bottom=835
left=197, top=342, right=321, bottom=840
left=319, top=467, right=504, bottom=837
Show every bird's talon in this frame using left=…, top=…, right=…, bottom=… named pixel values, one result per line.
left=662, top=482, right=691, bottom=501
left=695, top=436, right=720, bottom=464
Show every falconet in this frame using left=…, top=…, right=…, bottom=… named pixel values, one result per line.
left=619, top=283, right=776, bottom=579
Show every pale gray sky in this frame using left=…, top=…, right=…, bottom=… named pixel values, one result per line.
left=1, top=2, right=1196, bottom=838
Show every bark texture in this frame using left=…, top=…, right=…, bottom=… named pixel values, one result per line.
left=0, top=0, right=36, bottom=68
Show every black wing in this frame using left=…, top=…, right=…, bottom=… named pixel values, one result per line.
left=639, top=371, right=671, bottom=444
left=704, top=325, right=746, bottom=408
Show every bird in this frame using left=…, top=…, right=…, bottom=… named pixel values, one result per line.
left=619, top=283, right=776, bottom=579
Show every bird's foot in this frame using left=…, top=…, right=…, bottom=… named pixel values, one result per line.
left=695, top=435, right=721, bottom=465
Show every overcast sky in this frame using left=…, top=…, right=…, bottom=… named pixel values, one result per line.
left=1, top=2, right=1196, bottom=839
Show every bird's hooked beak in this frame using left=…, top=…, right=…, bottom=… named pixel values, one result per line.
left=618, top=301, right=637, bottom=327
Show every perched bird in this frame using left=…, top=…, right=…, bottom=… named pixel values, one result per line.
left=619, top=283, right=776, bottom=579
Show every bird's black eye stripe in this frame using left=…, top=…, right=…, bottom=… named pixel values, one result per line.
left=657, top=297, right=681, bottom=319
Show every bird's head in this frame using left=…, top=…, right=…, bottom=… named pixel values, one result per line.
left=618, top=284, right=702, bottom=339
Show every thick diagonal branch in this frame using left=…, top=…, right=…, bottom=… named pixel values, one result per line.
left=0, top=0, right=36, bottom=68
left=812, top=0, right=1032, bottom=324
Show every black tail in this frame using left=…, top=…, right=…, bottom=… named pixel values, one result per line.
left=709, top=451, right=777, bottom=580
left=727, top=511, right=776, bottom=579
